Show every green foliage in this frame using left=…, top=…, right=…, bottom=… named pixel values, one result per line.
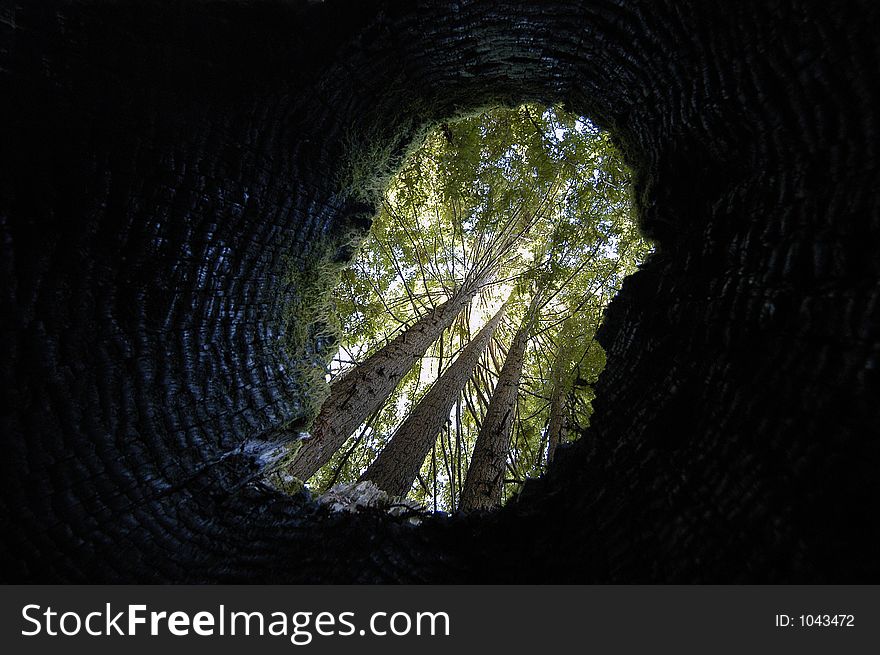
left=308, top=103, right=651, bottom=510
left=278, top=233, right=356, bottom=425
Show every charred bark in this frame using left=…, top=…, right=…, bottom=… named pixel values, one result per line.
left=1, top=0, right=878, bottom=582
left=361, top=303, right=507, bottom=497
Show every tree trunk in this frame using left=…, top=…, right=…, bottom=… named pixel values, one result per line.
left=290, top=283, right=483, bottom=480
left=3, top=0, right=877, bottom=584
left=361, top=302, right=508, bottom=496
left=460, top=297, right=537, bottom=510
left=545, top=341, right=568, bottom=465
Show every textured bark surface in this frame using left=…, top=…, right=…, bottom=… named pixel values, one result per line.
left=460, top=303, right=533, bottom=510
left=545, top=342, right=568, bottom=465
left=1, top=0, right=878, bottom=582
left=361, top=303, right=506, bottom=496
left=291, top=291, right=475, bottom=480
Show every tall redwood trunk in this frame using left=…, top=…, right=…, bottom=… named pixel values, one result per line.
left=289, top=283, right=483, bottom=480
left=460, top=296, right=537, bottom=510
left=360, top=302, right=508, bottom=496
left=545, top=341, right=568, bottom=465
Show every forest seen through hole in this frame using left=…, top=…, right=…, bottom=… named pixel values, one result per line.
left=277, top=104, right=651, bottom=514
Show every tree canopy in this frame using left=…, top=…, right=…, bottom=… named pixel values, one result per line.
left=281, top=103, right=651, bottom=513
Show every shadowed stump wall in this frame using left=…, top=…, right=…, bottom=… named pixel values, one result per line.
left=1, top=0, right=878, bottom=582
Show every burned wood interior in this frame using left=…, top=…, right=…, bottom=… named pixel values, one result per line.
left=1, top=0, right=878, bottom=582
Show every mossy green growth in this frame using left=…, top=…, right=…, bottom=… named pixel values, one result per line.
left=340, top=131, right=406, bottom=205
left=335, top=81, right=438, bottom=206
left=267, top=439, right=308, bottom=495
left=278, top=228, right=367, bottom=427
left=277, top=109, right=421, bottom=428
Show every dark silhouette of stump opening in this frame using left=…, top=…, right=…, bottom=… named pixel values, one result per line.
left=1, top=0, right=878, bottom=582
